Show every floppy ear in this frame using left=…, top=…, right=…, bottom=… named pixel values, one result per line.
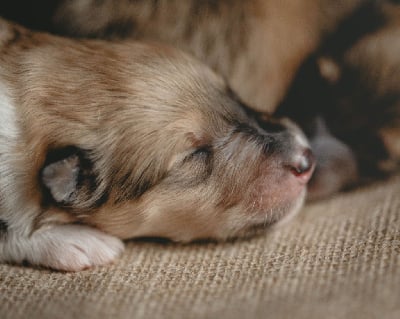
left=41, top=154, right=80, bottom=204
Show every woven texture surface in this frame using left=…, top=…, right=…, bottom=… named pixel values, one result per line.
left=1, top=176, right=400, bottom=319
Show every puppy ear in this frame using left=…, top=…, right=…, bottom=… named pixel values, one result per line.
left=41, top=154, right=80, bottom=204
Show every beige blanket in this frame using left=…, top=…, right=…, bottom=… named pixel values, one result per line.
left=1, top=176, right=399, bottom=319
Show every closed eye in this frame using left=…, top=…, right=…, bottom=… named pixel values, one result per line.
left=185, top=145, right=213, bottom=163
left=193, top=145, right=212, bottom=156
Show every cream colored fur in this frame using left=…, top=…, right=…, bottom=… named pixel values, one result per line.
left=0, top=19, right=313, bottom=270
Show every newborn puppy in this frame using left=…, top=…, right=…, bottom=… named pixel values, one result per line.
left=0, top=0, right=390, bottom=199
left=47, top=0, right=396, bottom=197
left=0, top=19, right=314, bottom=271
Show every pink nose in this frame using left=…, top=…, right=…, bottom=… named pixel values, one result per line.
left=288, top=148, right=315, bottom=183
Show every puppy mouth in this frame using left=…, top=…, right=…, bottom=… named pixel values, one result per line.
left=246, top=147, right=315, bottom=227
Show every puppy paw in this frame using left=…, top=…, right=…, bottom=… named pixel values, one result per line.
left=307, top=118, right=358, bottom=200
left=28, top=224, right=124, bottom=271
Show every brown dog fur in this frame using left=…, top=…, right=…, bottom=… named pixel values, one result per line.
left=3, top=0, right=398, bottom=195
left=45, top=0, right=400, bottom=196
left=0, top=19, right=313, bottom=270
left=52, top=0, right=368, bottom=113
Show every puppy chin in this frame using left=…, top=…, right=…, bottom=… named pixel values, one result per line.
left=250, top=172, right=310, bottom=225
left=262, top=170, right=311, bottom=204
left=225, top=157, right=313, bottom=240
left=233, top=188, right=307, bottom=240
left=271, top=188, right=307, bottom=228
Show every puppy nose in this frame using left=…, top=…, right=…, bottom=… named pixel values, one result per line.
left=288, top=148, right=315, bottom=181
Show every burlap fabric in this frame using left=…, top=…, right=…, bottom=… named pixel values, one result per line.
left=1, top=176, right=399, bottom=319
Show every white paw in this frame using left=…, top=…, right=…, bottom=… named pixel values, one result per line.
left=28, top=224, right=124, bottom=271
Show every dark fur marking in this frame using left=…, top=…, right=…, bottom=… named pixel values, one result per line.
left=39, top=146, right=108, bottom=210
left=0, top=219, right=8, bottom=239
left=102, top=19, right=136, bottom=38
left=320, top=1, right=387, bottom=58
left=233, top=123, right=259, bottom=136
left=113, top=171, right=154, bottom=204
left=232, top=121, right=289, bottom=156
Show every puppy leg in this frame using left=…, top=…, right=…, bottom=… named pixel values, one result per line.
left=0, top=224, right=124, bottom=271
left=0, top=150, right=124, bottom=271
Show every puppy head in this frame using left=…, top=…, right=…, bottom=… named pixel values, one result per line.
left=38, top=44, right=314, bottom=242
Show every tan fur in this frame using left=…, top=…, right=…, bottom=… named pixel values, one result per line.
left=54, top=0, right=368, bottom=113
left=0, top=19, right=314, bottom=270
left=49, top=0, right=400, bottom=196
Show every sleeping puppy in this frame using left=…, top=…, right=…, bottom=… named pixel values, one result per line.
left=1, top=0, right=392, bottom=199
left=0, top=19, right=314, bottom=270
left=47, top=0, right=399, bottom=196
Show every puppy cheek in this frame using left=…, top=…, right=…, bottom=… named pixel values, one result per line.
left=140, top=198, right=222, bottom=241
